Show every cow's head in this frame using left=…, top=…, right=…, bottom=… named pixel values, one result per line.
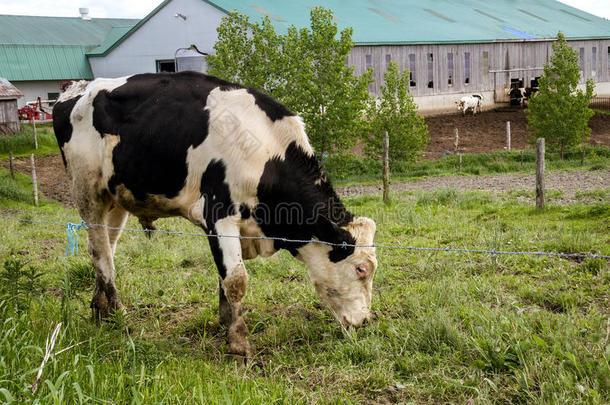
left=456, top=100, right=465, bottom=110
left=298, top=217, right=377, bottom=327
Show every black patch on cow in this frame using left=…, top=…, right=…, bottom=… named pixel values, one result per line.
left=52, top=95, right=82, bottom=167
left=254, top=141, right=355, bottom=261
left=247, top=88, right=295, bottom=122
left=200, top=159, right=234, bottom=228
left=239, top=203, right=251, bottom=220
left=89, top=72, right=223, bottom=200
left=200, top=159, right=235, bottom=279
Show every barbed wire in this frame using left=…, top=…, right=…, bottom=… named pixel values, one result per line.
left=1, top=214, right=608, bottom=260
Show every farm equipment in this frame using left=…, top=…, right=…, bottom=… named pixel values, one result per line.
left=18, top=97, right=54, bottom=121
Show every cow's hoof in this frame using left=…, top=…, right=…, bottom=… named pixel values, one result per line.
left=90, top=291, right=125, bottom=323
left=227, top=317, right=251, bottom=359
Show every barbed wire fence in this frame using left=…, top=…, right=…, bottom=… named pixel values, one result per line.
left=1, top=214, right=608, bottom=260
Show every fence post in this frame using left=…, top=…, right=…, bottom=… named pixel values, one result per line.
left=382, top=131, right=390, bottom=205
left=506, top=121, right=511, bottom=150
left=30, top=153, right=39, bottom=205
left=536, top=138, right=545, bottom=210
left=31, top=119, right=38, bottom=150
left=453, top=128, right=459, bottom=152
left=9, top=151, right=15, bottom=180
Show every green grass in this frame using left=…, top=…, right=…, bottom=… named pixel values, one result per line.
left=0, top=173, right=608, bottom=403
left=324, top=147, right=610, bottom=185
left=0, top=124, right=59, bottom=160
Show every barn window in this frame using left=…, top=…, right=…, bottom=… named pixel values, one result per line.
left=427, top=53, right=434, bottom=88
left=47, top=92, right=59, bottom=106
left=579, top=47, right=585, bottom=78
left=464, top=52, right=471, bottom=84
left=447, top=52, right=454, bottom=86
left=483, top=51, right=489, bottom=83
left=592, top=47, right=597, bottom=77
left=409, top=53, right=416, bottom=87
left=156, top=60, right=175, bottom=73
left=386, top=54, right=391, bottom=68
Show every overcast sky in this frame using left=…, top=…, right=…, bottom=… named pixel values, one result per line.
left=0, top=0, right=608, bottom=20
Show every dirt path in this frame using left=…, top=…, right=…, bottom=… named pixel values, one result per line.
left=2, top=154, right=608, bottom=207
left=337, top=170, right=610, bottom=205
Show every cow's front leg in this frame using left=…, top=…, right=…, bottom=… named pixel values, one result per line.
left=209, top=217, right=251, bottom=358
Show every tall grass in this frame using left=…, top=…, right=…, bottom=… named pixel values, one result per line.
left=0, top=124, right=59, bottom=159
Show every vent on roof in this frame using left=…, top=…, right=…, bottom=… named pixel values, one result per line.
left=368, top=8, right=402, bottom=23
left=518, top=9, right=548, bottom=22
left=501, top=26, right=537, bottom=39
left=250, top=5, right=285, bottom=22
left=424, top=9, right=455, bottom=23
left=79, top=7, right=91, bottom=20
left=473, top=9, right=505, bottom=23
left=560, top=9, right=591, bottom=22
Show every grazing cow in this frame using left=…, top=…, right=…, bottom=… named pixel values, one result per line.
left=52, top=72, right=378, bottom=358
left=456, top=94, right=482, bottom=115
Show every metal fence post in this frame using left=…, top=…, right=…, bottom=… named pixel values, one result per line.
left=382, top=131, right=390, bottom=205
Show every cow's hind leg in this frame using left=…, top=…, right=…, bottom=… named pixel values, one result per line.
left=76, top=194, right=124, bottom=322
left=208, top=216, right=250, bottom=358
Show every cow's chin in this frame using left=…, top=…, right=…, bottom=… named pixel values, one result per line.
left=319, top=290, right=371, bottom=328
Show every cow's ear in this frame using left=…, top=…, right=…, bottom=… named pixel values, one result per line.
left=316, top=215, right=342, bottom=243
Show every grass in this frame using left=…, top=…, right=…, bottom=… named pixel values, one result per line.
left=0, top=124, right=59, bottom=160
left=0, top=170, right=608, bottom=403
left=323, top=147, right=610, bottom=185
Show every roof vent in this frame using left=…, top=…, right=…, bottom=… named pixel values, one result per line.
left=79, top=8, right=91, bottom=20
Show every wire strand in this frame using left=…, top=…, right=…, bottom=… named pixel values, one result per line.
left=1, top=214, right=608, bottom=259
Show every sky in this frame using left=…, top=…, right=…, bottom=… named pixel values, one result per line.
left=0, top=0, right=608, bottom=20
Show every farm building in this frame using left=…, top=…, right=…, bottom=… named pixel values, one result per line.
left=0, top=78, right=23, bottom=135
left=2, top=0, right=610, bottom=113
left=0, top=11, right=138, bottom=108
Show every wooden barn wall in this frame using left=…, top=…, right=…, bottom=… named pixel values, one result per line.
left=349, top=40, right=610, bottom=98
left=0, top=99, right=20, bottom=135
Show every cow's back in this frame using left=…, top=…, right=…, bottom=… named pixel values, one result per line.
left=53, top=72, right=314, bottom=225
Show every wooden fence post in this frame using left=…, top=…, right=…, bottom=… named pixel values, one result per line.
left=31, top=119, right=38, bottom=150
left=536, top=138, right=545, bottom=210
left=382, top=131, right=390, bottom=205
left=9, top=151, right=15, bottom=180
left=453, top=128, right=459, bottom=152
left=30, top=153, right=38, bottom=206
left=506, top=121, right=511, bottom=150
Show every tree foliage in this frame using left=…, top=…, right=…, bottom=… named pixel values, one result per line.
left=207, top=8, right=373, bottom=154
left=525, top=32, right=595, bottom=158
left=362, top=62, right=429, bottom=163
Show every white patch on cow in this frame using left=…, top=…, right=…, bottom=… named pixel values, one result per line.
left=297, top=217, right=377, bottom=327
left=215, top=215, right=245, bottom=275
left=57, top=80, right=90, bottom=103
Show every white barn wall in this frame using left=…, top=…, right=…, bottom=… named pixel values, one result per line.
left=89, top=0, right=224, bottom=78
left=12, top=80, right=62, bottom=108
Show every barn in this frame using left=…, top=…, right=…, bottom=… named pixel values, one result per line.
left=2, top=0, right=610, bottom=113
left=0, top=78, right=23, bottom=135
left=0, top=11, right=138, bottom=108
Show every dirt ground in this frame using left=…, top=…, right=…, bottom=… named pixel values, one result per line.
left=1, top=108, right=609, bottom=207
left=424, top=107, right=610, bottom=154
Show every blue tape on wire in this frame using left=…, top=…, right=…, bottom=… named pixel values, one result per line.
left=65, top=220, right=87, bottom=256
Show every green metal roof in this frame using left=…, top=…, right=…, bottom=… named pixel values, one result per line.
left=203, top=0, right=610, bottom=44
left=0, top=45, right=94, bottom=81
left=0, top=14, right=138, bottom=81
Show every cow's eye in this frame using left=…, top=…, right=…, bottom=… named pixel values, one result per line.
left=355, top=264, right=369, bottom=278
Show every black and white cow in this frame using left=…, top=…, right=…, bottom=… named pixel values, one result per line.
left=52, top=72, right=378, bottom=357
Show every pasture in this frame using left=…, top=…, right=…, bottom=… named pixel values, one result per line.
left=0, top=155, right=609, bottom=403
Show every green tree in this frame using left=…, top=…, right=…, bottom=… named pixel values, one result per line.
left=525, top=32, right=595, bottom=159
left=362, top=62, right=429, bottom=163
left=207, top=8, right=373, bottom=154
